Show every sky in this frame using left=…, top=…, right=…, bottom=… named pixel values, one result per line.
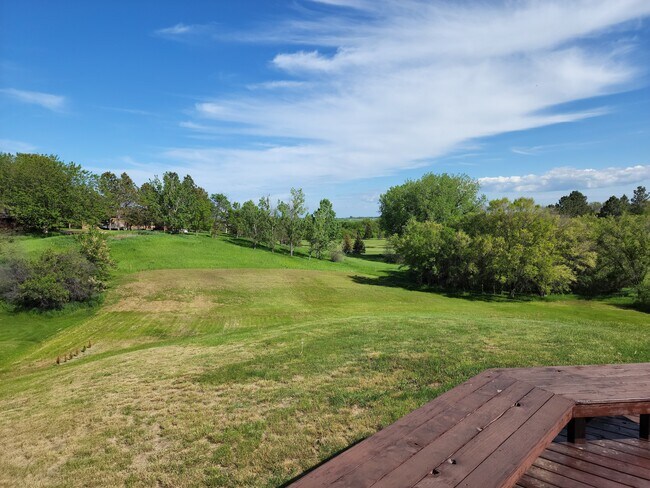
left=1, top=0, right=650, bottom=216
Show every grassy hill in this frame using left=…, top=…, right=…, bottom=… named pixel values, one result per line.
left=0, top=232, right=648, bottom=487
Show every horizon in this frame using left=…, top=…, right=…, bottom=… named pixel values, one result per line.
left=1, top=0, right=650, bottom=215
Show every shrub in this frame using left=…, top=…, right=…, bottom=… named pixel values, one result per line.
left=1, top=249, right=105, bottom=310
left=330, top=250, right=345, bottom=262
left=342, top=233, right=353, bottom=254
left=75, top=228, right=114, bottom=279
left=353, top=233, right=366, bottom=254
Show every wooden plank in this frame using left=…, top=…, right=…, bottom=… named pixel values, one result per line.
left=413, top=387, right=556, bottom=487
left=521, top=467, right=593, bottom=488
left=540, top=449, right=649, bottom=487
left=573, top=401, right=650, bottom=417
left=290, top=371, right=504, bottom=487
left=546, top=442, right=650, bottom=481
left=326, top=375, right=520, bottom=488
left=555, top=434, right=650, bottom=469
left=532, top=457, right=626, bottom=488
left=447, top=394, right=574, bottom=488
left=369, top=380, right=537, bottom=488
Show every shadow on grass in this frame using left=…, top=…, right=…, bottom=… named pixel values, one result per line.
left=278, top=437, right=367, bottom=487
left=351, top=273, right=553, bottom=303
left=223, top=236, right=296, bottom=257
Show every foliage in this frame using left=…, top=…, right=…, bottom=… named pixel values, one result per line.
left=554, top=190, right=591, bottom=217
left=1, top=250, right=103, bottom=310
left=278, top=188, right=307, bottom=256
left=631, top=186, right=649, bottom=215
left=352, top=232, right=366, bottom=254
left=379, top=173, right=483, bottom=235
left=307, top=199, right=340, bottom=259
left=392, top=198, right=592, bottom=296
left=210, top=193, right=232, bottom=234
left=342, top=233, right=353, bottom=254
left=98, top=172, right=139, bottom=229
left=1, top=153, right=103, bottom=232
left=75, top=229, right=115, bottom=279
left=598, top=195, right=628, bottom=217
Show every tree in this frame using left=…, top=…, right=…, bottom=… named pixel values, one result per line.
left=342, top=233, right=353, bottom=254
left=307, top=199, right=339, bottom=259
left=240, top=200, right=263, bottom=248
left=353, top=232, right=366, bottom=254
left=258, top=196, right=282, bottom=252
left=137, top=180, right=164, bottom=228
left=181, top=176, right=212, bottom=233
left=279, top=188, right=307, bottom=256
left=598, top=195, right=627, bottom=218
left=464, top=198, right=577, bottom=296
left=555, top=191, right=591, bottom=217
left=379, top=173, right=483, bottom=235
left=631, top=186, right=649, bottom=215
left=588, top=215, right=649, bottom=296
left=2, top=154, right=102, bottom=233
left=99, top=172, right=139, bottom=229
left=210, top=193, right=232, bottom=235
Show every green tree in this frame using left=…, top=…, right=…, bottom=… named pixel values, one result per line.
left=240, top=200, right=263, bottom=248
left=2, top=154, right=101, bottom=233
left=590, top=215, right=649, bottom=297
left=631, top=186, right=649, bottom=215
left=598, top=195, right=627, bottom=218
left=278, top=188, right=307, bottom=256
left=379, top=173, right=483, bottom=235
left=342, top=233, right=353, bottom=254
left=307, top=199, right=339, bottom=259
left=555, top=190, right=591, bottom=217
left=352, top=232, right=366, bottom=254
left=99, top=172, right=139, bottom=229
left=467, top=198, right=576, bottom=296
left=210, top=193, right=232, bottom=235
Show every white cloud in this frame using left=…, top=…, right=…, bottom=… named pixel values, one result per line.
left=0, top=139, right=37, bottom=153
left=155, top=23, right=194, bottom=36
left=0, top=88, right=66, bottom=111
left=479, top=165, right=650, bottom=193
left=171, top=0, right=650, bottom=195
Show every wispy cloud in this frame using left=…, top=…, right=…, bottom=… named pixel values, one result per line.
left=0, top=88, right=66, bottom=111
left=479, top=165, right=650, bottom=193
left=153, top=22, right=218, bottom=41
left=0, top=139, right=37, bottom=153
left=168, top=0, right=650, bottom=195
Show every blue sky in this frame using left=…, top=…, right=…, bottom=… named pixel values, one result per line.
left=1, top=0, right=649, bottom=216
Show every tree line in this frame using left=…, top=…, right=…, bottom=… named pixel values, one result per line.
left=0, top=153, right=342, bottom=258
left=381, top=173, right=649, bottom=303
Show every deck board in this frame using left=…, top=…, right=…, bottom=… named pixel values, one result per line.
left=522, top=417, right=650, bottom=488
left=289, top=364, right=650, bottom=488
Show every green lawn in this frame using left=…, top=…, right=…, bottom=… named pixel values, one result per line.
left=0, top=232, right=648, bottom=487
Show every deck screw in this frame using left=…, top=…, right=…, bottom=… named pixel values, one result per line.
left=447, top=458, right=456, bottom=465
left=514, top=402, right=521, bottom=407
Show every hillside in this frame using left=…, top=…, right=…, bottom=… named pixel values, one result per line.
left=0, top=233, right=648, bottom=487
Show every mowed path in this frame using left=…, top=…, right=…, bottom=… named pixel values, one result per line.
left=0, top=267, right=648, bottom=487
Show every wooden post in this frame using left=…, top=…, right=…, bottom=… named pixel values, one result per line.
left=641, top=414, right=649, bottom=440
left=567, top=418, right=586, bottom=444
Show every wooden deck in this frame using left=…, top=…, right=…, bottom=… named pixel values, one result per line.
left=518, top=416, right=650, bottom=487
left=289, top=364, right=650, bottom=488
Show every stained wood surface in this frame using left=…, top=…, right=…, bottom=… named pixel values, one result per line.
left=289, top=363, right=650, bottom=488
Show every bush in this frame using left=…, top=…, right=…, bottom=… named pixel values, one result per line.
left=353, top=233, right=366, bottom=254
left=342, top=233, right=353, bottom=254
left=1, top=249, right=105, bottom=310
left=75, top=228, right=114, bottom=279
left=330, top=250, right=345, bottom=262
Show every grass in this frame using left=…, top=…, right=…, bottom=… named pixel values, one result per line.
left=0, top=232, right=648, bottom=487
